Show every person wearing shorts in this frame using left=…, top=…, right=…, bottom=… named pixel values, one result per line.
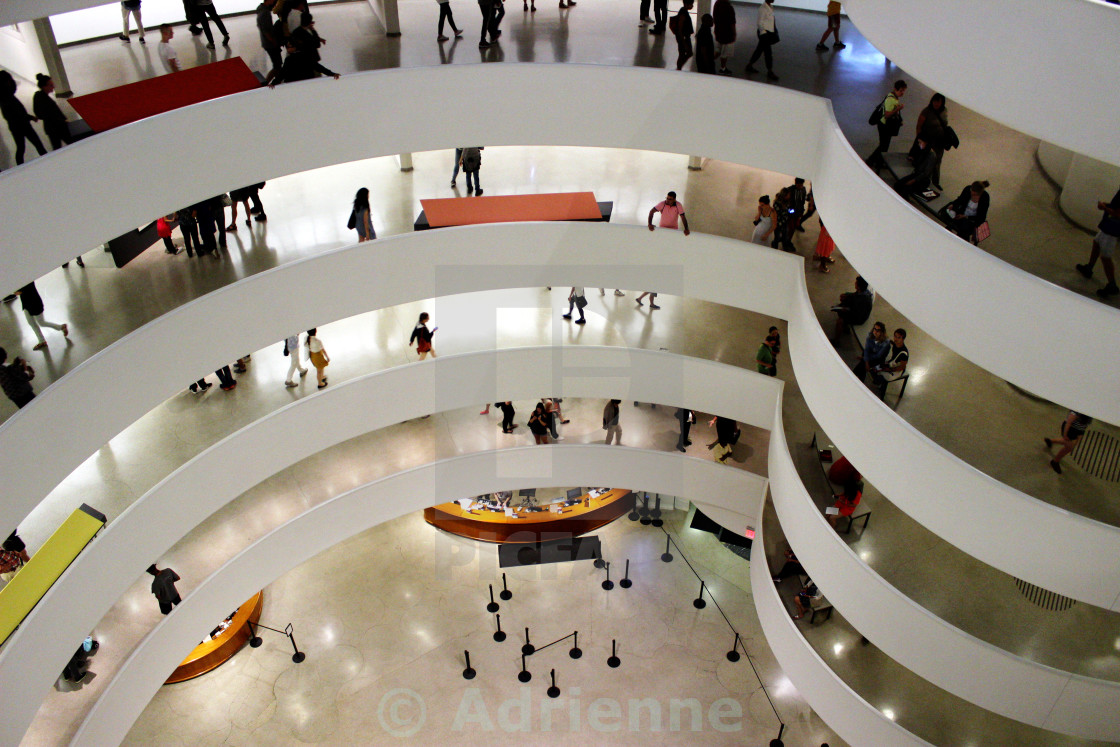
left=816, top=1, right=845, bottom=51
left=712, top=0, right=735, bottom=75
left=1075, top=187, right=1120, bottom=298
left=1045, top=411, right=1093, bottom=474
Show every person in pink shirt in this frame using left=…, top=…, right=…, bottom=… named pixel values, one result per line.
left=639, top=191, right=691, bottom=308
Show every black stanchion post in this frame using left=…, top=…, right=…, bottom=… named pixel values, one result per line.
left=639, top=494, right=652, bottom=525
left=494, top=613, right=507, bottom=643
left=463, top=649, right=476, bottom=680
left=726, top=632, right=741, bottom=662
left=518, top=653, right=532, bottom=683
left=285, top=623, right=306, bottom=663
left=619, top=558, right=632, bottom=589
left=607, top=639, right=621, bottom=668
left=248, top=620, right=263, bottom=648
left=661, top=534, right=674, bottom=563
left=651, top=495, right=663, bottom=527
left=547, top=668, right=560, bottom=699
left=693, top=580, right=707, bottom=609
left=486, top=584, right=499, bottom=613
left=628, top=493, right=640, bottom=521
left=601, top=561, right=614, bottom=591
left=569, top=630, right=583, bottom=659
left=522, top=628, right=535, bottom=656
left=499, top=572, right=513, bottom=601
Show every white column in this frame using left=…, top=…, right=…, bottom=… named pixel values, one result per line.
left=366, top=0, right=402, bottom=36
left=32, top=18, right=70, bottom=97
left=399, top=153, right=414, bottom=172
left=1038, top=142, right=1120, bottom=231
left=688, top=156, right=703, bottom=171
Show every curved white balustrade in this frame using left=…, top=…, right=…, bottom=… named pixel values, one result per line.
left=845, top=0, right=1120, bottom=167
left=750, top=520, right=930, bottom=747
left=0, top=65, right=1115, bottom=420
left=0, top=346, right=778, bottom=747
left=766, top=399, right=1120, bottom=741
left=70, top=446, right=769, bottom=746
left=7, top=351, right=1119, bottom=745
left=2, top=222, right=1118, bottom=611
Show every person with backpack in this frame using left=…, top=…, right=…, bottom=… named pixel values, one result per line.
left=866, top=79, right=907, bottom=170
left=460, top=147, right=483, bottom=195
left=671, top=0, right=695, bottom=71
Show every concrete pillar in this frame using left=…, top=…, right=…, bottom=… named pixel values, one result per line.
left=687, top=156, right=703, bottom=171
left=32, top=18, right=71, bottom=97
left=399, top=153, right=414, bottom=172
left=366, top=0, right=402, bottom=37
left=1038, top=142, right=1120, bottom=231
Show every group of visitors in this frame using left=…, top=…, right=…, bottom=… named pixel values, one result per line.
left=159, top=184, right=268, bottom=256
left=0, top=70, right=72, bottom=166
left=751, top=177, right=813, bottom=252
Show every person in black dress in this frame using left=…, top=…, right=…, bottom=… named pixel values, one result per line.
left=33, top=75, right=71, bottom=150
left=0, top=71, right=47, bottom=165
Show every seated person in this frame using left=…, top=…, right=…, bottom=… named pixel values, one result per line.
left=937, top=180, right=990, bottom=240
left=831, top=276, right=873, bottom=341
left=772, top=545, right=804, bottom=581
left=828, top=476, right=864, bottom=529
left=827, top=455, right=859, bottom=486
left=893, top=137, right=937, bottom=200
left=852, top=321, right=888, bottom=382
left=793, top=581, right=820, bottom=620
left=870, top=328, right=909, bottom=398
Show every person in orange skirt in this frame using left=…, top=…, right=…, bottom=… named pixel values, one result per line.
left=814, top=220, right=836, bottom=273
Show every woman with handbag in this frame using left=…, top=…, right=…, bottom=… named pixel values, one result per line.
left=409, top=312, right=438, bottom=360
left=744, top=0, right=778, bottom=81
left=306, top=328, right=330, bottom=389
left=750, top=194, right=775, bottom=246
left=562, top=287, right=587, bottom=323
left=350, top=187, right=375, bottom=242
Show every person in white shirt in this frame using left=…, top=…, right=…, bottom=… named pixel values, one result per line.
left=744, top=0, right=779, bottom=81
left=283, top=333, right=308, bottom=387
left=157, top=24, right=180, bottom=74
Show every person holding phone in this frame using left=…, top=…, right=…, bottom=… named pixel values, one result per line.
left=410, top=312, right=438, bottom=359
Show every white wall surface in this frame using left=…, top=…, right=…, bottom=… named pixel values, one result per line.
left=844, top=0, right=1120, bottom=167
left=0, top=66, right=1114, bottom=423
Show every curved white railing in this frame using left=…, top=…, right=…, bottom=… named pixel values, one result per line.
left=750, top=520, right=931, bottom=747
left=845, top=0, right=1120, bottom=167
left=68, top=447, right=770, bottom=746
left=2, top=223, right=1118, bottom=613
left=767, top=397, right=1120, bottom=741
left=0, top=65, right=1115, bottom=421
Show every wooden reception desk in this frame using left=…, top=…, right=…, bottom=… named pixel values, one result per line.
left=166, top=591, right=264, bottom=684
left=424, top=489, right=633, bottom=544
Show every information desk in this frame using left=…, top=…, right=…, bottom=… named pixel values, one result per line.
left=424, top=489, right=633, bottom=544
left=166, top=591, right=263, bottom=684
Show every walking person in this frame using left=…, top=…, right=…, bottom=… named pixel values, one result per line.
left=176, top=204, right=200, bottom=257
left=1044, top=411, right=1093, bottom=475
left=603, top=399, right=622, bottom=445
left=437, top=0, right=464, bottom=40
left=257, top=0, right=283, bottom=74
left=650, top=0, right=668, bottom=35
left=478, top=0, right=497, bottom=47
left=33, top=75, right=72, bottom=150
left=750, top=195, right=775, bottom=246
left=409, top=313, right=438, bottom=360
left=712, top=0, right=735, bottom=75
left=1075, top=186, right=1120, bottom=298
left=695, top=14, right=716, bottom=74
left=744, top=0, right=779, bottom=81
left=498, top=401, right=517, bottom=433
left=672, top=0, right=695, bottom=71
left=306, top=328, right=330, bottom=388
left=675, top=407, right=694, bottom=452
left=349, top=187, right=376, bottom=242
left=147, top=565, right=182, bottom=615
left=119, top=0, right=145, bottom=43
left=815, top=1, right=845, bottom=51
left=0, top=71, right=47, bottom=166
left=195, top=0, right=231, bottom=49
left=0, top=347, right=36, bottom=409
left=283, top=333, right=308, bottom=387
left=528, top=403, right=551, bottom=444
left=866, top=80, right=907, bottom=170
left=460, top=147, right=483, bottom=194
left=450, top=148, right=464, bottom=187
left=157, top=213, right=179, bottom=255
left=756, top=334, right=777, bottom=376
left=226, top=186, right=254, bottom=230
left=562, top=286, right=587, bottom=323
left=183, top=0, right=204, bottom=36
left=18, top=281, right=68, bottom=351
left=543, top=397, right=568, bottom=440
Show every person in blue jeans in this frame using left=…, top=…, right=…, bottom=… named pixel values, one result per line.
left=450, top=147, right=464, bottom=187
left=460, top=147, right=483, bottom=194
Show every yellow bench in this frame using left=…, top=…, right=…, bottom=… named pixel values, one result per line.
left=0, top=504, right=106, bottom=646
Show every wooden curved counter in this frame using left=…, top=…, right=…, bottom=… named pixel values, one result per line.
left=424, top=489, right=633, bottom=543
left=166, top=591, right=263, bottom=684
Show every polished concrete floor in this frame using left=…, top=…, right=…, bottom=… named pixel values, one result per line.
left=3, top=2, right=1120, bottom=746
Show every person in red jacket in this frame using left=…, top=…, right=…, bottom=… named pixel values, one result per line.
left=157, top=213, right=178, bottom=255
